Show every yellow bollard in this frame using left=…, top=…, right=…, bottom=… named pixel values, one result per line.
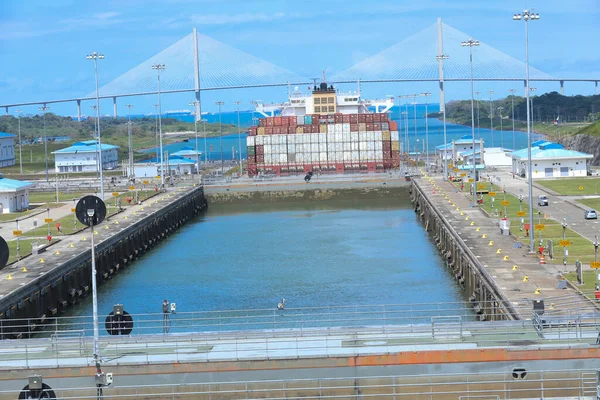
left=55, top=250, right=60, bottom=255
left=465, top=216, right=469, bottom=221
left=512, top=265, right=519, bottom=271
left=460, top=211, right=464, bottom=216
left=123, top=216, right=128, bottom=220
left=114, top=221, right=119, bottom=225
left=488, top=240, right=493, bottom=245
left=503, top=255, right=509, bottom=261
left=470, top=221, right=475, bottom=226
left=6, top=274, right=11, bottom=280
left=40, top=258, right=45, bottom=263
left=22, top=267, right=27, bottom=272
left=549, top=303, right=555, bottom=310
left=82, top=237, right=87, bottom=241
left=94, top=230, right=98, bottom=235
left=534, top=288, right=541, bottom=295
left=476, top=227, right=481, bottom=232
left=105, top=225, right=109, bottom=229
left=523, top=275, right=529, bottom=282
left=69, top=243, right=74, bottom=248
left=496, top=249, right=502, bottom=254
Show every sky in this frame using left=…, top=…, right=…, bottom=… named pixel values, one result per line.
left=0, top=0, right=599, bottom=118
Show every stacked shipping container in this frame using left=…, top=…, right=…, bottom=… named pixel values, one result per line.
left=247, top=113, right=400, bottom=176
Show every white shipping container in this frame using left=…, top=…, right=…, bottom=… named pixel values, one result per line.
left=343, top=142, right=351, bottom=151
left=327, top=125, right=335, bottom=134
left=359, top=141, right=368, bottom=151
left=319, top=143, right=327, bottom=152
left=368, top=142, right=376, bottom=151
left=360, top=152, right=369, bottom=161
left=376, top=149, right=384, bottom=161
left=319, top=134, right=327, bottom=143
left=367, top=150, right=376, bottom=160
left=264, top=144, right=272, bottom=154
left=319, top=152, right=328, bottom=162
left=335, top=152, right=343, bottom=162
left=296, top=153, right=304, bottom=163
left=391, top=131, right=399, bottom=141
left=297, top=116, right=304, bottom=125
left=343, top=151, right=351, bottom=161
left=334, top=123, right=343, bottom=133
left=351, top=142, right=359, bottom=151
left=279, top=154, right=287, bottom=163
left=351, top=151, right=360, bottom=161
left=265, top=154, right=272, bottom=163
left=375, top=141, right=383, bottom=150
left=342, top=123, right=351, bottom=133
left=263, top=136, right=270, bottom=145
left=337, top=143, right=344, bottom=152
left=255, top=136, right=264, bottom=145
left=375, top=131, right=383, bottom=141
left=246, top=136, right=255, bottom=146
left=351, top=132, right=359, bottom=142
left=342, top=132, right=351, bottom=142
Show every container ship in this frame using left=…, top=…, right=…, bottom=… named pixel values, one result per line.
left=246, top=81, right=400, bottom=177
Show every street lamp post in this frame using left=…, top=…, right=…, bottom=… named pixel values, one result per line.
left=498, top=106, right=504, bottom=148
left=189, top=101, right=201, bottom=181
left=475, top=91, right=481, bottom=139
left=488, top=90, right=495, bottom=147
left=421, top=92, right=431, bottom=171
left=594, top=236, right=599, bottom=290
left=462, top=38, right=480, bottom=207
left=151, top=64, right=166, bottom=187
left=234, top=101, right=243, bottom=177
left=509, top=89, right=517, bottom=150
left=125, top=105, right=134, bottom=179
left=16, top=109, right=23, bottom=174
left=530, top=87, right=538, bottom=141
left=562, top=218, right=567, bottom=266
left=514, top=9, right=540, bottom=254
left=436, top=53, right=450, bottom=180
left=411, top=95, right=418, bottom=158
left=86, top=52, right=106, bottom=199
left=215, top=101, right=225, bottom=174
left=38, top=106, right=50, bottom=182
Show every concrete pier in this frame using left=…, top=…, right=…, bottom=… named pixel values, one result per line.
left=0, top=186, right=207, bottom=338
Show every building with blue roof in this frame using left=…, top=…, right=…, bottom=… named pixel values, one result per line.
left=0, top=132, right=16, bottom=168
left=0, top=174, right=34, bottom=213
left=171, top=146, right=203, bottom=163
left=51, top=140, right=119, bottom=172
left=510, top=141, right=593, bottom=179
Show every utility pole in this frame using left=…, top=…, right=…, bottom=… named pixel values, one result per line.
left=234, top=101, right=243, bottom=177
left=17, top=109, right=23, bottom=174
left=125, top=105, right=134, bottom=179
left=488, top=90, right=494, bottom=147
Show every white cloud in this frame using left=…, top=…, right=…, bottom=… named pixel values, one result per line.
left=190, top=12, right=287, bottom=26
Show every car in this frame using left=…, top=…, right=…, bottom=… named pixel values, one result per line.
left=584, top=210, right=598, bottom=220
left=537, top=195, right=549, bottom=206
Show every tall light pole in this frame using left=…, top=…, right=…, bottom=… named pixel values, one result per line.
left=488, top=89, right=495, bottom=147
left=89, top=105, right=100, bottom=183
left=436, top=53, right=450, bottom=179
left=215, top=101, right=224, bottom=174
left=462, top=38, right=480, bottom=207
left=151, top=64, right=166, bottom=186
left=234, top=101, right=243, bottom=177
left=38, top=106, right=50, bottom=182
left=530, top=87, right=538, bottom=141
left=86, top=52, right=105, bottom=199
left=125, top=105, right=134, bottom=178
left=475, top=91, right=481, bottom=139
left=509, top=89, right=517, bottom=150
left=152, top=104, right=159, bottom=162
left=498, top=106, right=504, bottom=148
left=514, top=9, right=540, bottom=254
left=189, top=100, right=201, bottom=180
left=16, top=109, right=22, bottom=174
left=411, top=95, right=418, bottom=159
left=421, top=92, right=431, bottom=171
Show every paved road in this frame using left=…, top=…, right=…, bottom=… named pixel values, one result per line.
left=484, top=168, right=599, bottom=244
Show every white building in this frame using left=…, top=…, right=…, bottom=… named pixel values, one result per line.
left=483, top=148, right=513, bottom=167
left=52, top=140, right=119, bottom=172
left=171, top=146, right=203, bottom=169
left=452, top=135, right=484, bottom=162
left=0, top=132, right=16, bottom=168
left=510, top=141, right=593, bottom=179
left=0, top=175, right=33, bottom=213
left=128, top=156, right=197, bottom=179
left=436, top=143, right=453, bottom=163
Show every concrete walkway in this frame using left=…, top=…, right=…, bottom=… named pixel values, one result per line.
left=416, top=173, right=598, bottom=317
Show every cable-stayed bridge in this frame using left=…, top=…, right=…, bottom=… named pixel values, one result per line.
left=1, top=19, right=598, bottom=117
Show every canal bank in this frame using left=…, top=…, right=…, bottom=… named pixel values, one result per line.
left=411, top=174, right=598, bottom=321
left=0, top=186, right=208, bottom=339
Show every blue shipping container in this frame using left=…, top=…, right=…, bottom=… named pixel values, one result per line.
left=304, top=115, right=313, bottom=125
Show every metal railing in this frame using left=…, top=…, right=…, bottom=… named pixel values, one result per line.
left=1, top=369, right=597, bottom=399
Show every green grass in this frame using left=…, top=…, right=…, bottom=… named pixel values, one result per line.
left=29, top=191, right=93, bottom=204
left=536, top=178, right=600, bottom=196
left=578, top=198, right=600, bottom=211
left=0, top=208, right=39, bottom=222
left=7, top=238, right=58, bottom=265
left=576, top=120, right=600, bottom=137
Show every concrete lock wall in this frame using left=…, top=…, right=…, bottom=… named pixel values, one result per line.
left=0, top=187, right=208, bottom=339
left=409, top=180, right=520, bottom=321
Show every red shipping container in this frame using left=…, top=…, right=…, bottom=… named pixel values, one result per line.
left=383, top=142, right=391, bottom=152
left=288, top=126, right=295, bottom=134
left=289, top=117, right=297, bottom=127
left=389, top=121, right=398, bottom=131
left=282, top=117, right=289, bottom=127
left=334, top=114, right=343, bottom=123
left=342, top=114, right=351, bottom=123
left=249, top=126, right=257, bottom=136
left=350, top=114, right=358, bottom=123
left=266, top=118, right=273, bottom=127
left=350, top=123, right=359, bottom=132
left=257, top=154, right=265, bottom=163
left=305, top=125, right=313, bottom=133
left=258, top=119, right=266, bottom=127
left=256, top=145, right=264, bottom=155
left=358, top=114, right=367, bottom=123
left=373, top=123, right=381, bottom=131
left=382, top=150, right=391, bottom=159
left=247, top=154, right=256, bottom=163
left=312, top=114, right=320, bottom=125
left=366, top=114, right=374, bottom=123
left=366, top=123, right=375, bottom=131
left=274, top=116, right=282, bottom=126
left=266, top=127, right=274, bottom=135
